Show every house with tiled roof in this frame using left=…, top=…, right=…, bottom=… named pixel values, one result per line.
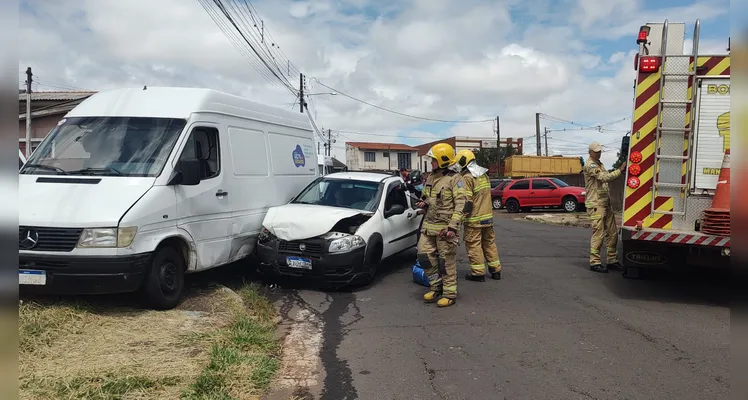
left=18, top=90, right=96, bottom=156
left=345, top=141, right=418, bottom=172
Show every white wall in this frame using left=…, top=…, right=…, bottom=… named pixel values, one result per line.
left=345, top=146, right=418, bottom=171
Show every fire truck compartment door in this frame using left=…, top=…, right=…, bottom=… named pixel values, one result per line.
left=692, top=78, right=730, bottom=191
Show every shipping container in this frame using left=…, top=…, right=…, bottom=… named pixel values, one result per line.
left=503, top=155, right=582, bottom=177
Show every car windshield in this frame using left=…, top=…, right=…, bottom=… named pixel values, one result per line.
left=497, top=181, right=510, bottom=189
left=292, top=178, right=383, bottom=212
left=550, top=178, right=569, bottom=187
left=21, top=116, right=186, bottom=177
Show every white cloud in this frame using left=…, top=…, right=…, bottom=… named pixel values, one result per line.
left=18, top=0, right=727, bottom=169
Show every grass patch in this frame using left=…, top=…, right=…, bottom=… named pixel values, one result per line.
left=182, top=283, right=281, bottom=399
left=19, top=283, right=281, bottom=400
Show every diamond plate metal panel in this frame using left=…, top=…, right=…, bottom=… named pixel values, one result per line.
left=676, top=195, right=713, bottom=230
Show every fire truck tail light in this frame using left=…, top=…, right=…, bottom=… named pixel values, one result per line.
left=629, top=164, right=641, bottom=176
left=627, top=176, right=641, bottom=189
left=640, top=56, right=659, bottom=72
left=629, top=151, right=643, bottom=163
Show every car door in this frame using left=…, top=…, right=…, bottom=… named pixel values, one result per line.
left=508, top=179, right=531, bottom=206
left=380, top=181, right=420, bottom=258
left=530, top=178, right=558, bottom=207
left=174, top=124, right=233, bottom=269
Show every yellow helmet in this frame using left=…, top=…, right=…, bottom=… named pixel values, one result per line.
left=426, top=143, right=455, bottom=169
left=456, top=149, right=475, bottom=168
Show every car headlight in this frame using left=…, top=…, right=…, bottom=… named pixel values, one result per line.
left=328, top=235, right=365, bottom=253
left=258, top=226, right=274, bottom=243
left=77, top=227, right=137, bottom=248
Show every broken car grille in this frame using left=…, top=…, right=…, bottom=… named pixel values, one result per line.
left=278, top=239, right=324, bottom=255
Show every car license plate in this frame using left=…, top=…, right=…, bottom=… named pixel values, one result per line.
left=286, top=256, right=312, bottom=270
left=19, top=269, right=46, bottom=285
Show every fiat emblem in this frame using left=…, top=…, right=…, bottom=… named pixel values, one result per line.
left=299, top=243, right=306, bottom=251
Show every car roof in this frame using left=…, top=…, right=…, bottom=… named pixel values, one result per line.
left=323, top=171, right=396, bottom=183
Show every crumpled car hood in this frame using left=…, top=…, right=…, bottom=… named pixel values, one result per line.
left=262, top=203, right=373, bottom=241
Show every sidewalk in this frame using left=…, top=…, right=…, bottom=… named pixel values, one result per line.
left=520, top=211, right=623, bottom=228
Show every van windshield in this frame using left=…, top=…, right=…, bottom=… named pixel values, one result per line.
left=21, top=116, right=186, bottom=177
left=292, top=178, right=383, bottom=212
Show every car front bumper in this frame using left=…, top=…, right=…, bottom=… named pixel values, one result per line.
left=19, top=253, right=152, bottom=295
left=256, top=238, right=367, bottom=285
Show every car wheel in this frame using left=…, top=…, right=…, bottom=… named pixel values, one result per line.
left=141, top=245, right=185, bottom=310
left=362, top=241, right=382, bottom=284
left=505, top=199, right=520, bottom=213
left=492, top=197, right=502, bottom=210
left=562, top=196, right=578, bottom=213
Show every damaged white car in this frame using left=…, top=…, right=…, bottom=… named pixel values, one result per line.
left=256, top=172, right=423, bottom=285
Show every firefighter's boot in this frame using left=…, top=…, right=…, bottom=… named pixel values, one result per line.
left=607, top=262, right=623, bottom=270
left=464, top=273, right=485, bottom=282
left=423, top=290, right=442, bottom=303
left=437, top=297, right=456, bottom=307
left=590, top=264, right=609, bottom=273
left=491, top=271, right=501, bottom=280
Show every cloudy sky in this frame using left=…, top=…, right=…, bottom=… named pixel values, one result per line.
left=19, top=0, right=729, bottom=167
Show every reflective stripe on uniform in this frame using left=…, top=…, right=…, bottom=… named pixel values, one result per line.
left=423, top=221, right=448, bottom=230
left=466, top=213, right=493, bottom=223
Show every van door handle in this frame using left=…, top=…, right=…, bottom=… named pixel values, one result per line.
left=216, top=190, right=228, bottom=197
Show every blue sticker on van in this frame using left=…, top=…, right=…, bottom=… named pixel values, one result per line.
left=292, top=145, right=305, bottom=167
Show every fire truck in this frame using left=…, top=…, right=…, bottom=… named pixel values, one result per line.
left=619, top=19, right=730, bottom=278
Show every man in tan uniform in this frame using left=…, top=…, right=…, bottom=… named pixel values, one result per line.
left=415, top=143, right=468, bottom=307
left=455, top=150, right=502, bottom=281
left=583, top=141, right=626, bottom=273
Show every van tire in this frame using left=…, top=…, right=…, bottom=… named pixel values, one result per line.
left=141, top=245, right=185, bottom=310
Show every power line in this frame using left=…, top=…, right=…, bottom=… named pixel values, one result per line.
left=311, top=78, right=496, bottom=124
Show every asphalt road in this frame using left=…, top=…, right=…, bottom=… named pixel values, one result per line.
left=262, top=216, right=730, bottom=400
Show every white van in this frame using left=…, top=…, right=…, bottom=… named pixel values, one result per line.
left=18, top=87, right=317, bottom=309
left=19, top=149, right=26, bottom=169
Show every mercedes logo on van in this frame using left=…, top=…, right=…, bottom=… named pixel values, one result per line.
left=19, top=229, right=39, bottom=250
left=299, top=243, right=306, bottom=251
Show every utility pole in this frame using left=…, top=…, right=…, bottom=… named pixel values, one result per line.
left=495, top=116, right=501, bottom=176
left=544, top=127, right=549, bottom=156
left=25, top=67, right=33, bottom=158
left=535, top=112, right=542, bottom=156
left=299, top=73, right=305, bottom=113
left=327, top=129, right=331, bottom=156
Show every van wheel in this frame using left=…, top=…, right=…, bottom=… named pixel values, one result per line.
left=141, top=245, right=185, bottom=310
left=505, top=199, right=520, bottom=213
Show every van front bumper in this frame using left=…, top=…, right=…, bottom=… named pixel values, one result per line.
left=256, top=240, right=367, bottom=286
left=19, top=253, right=152, bottom=295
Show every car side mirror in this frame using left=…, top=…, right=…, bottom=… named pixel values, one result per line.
left=168, top=158, right=201, bottom=186
left=384, top=203, right=406, bottom=218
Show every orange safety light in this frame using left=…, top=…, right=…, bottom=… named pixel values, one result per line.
left=627, top=176, right=641, bottom=189
left=629, top=164, right=641, bottom=176
left=639, top=56, right=659, bottom=72
left=629, top=151, right=643, bottom=163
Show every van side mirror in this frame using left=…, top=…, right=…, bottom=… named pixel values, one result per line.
left=168, top=158, right=201, bottom=186
left=384, top=204, right=406, bottom=218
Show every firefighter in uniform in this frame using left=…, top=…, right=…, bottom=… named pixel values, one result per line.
left=415, top=143, right=468, bottom=307
left=455, top=150, right=502, bottom=281
left=584, top=141, right=626, bottom=273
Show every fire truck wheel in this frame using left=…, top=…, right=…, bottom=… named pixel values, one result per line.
left=623, top=266, right=645, bottom=279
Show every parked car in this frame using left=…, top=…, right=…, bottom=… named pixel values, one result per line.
left=490, top=179, right=513, bottom=209
left=18, top=87, right=319, bottom=310
left=257, top=172, right=423, bottom=286
left=501, top=177, right=586, bottom=213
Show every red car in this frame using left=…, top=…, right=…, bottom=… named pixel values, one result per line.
left=490, top=179, right=512, bottom=209
left=501, top=177, right=586, bottom=213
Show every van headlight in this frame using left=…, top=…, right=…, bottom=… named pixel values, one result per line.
left=77, top=227, right=138, bottom=248
left=328, top=235, right=365, bottom=253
